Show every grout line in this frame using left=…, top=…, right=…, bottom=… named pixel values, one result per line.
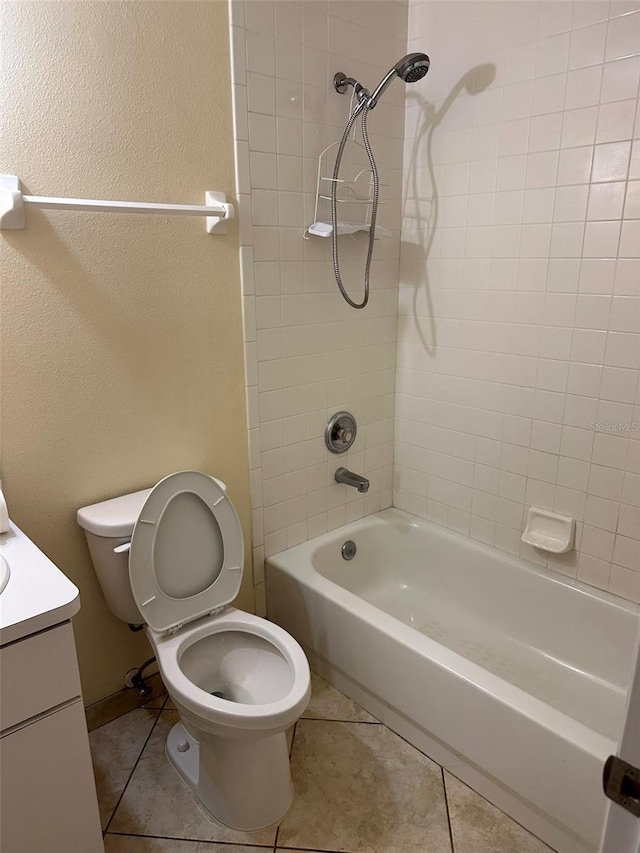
left=88, top=697, right=166, bottom=733
left=99, top=693, right=556, bottom=852
left=443, top=768, right=556, bottom=851
left=274, top=719, right=300, bottom=851
left=105, top=830, right=273, bottom=848
left=276, top=847, right=348, bottom=853
left=441, top=767, right=456, bottom=853
left=89, top=705, right=146, bottom=733
left=103, top=707, right=164, bottom=835
left=300, top=715, right=381, bottom=724
left=289, top=720, right=297, bottom=758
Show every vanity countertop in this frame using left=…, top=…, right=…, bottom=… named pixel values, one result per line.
left=0, top=522, right=79, bottom=645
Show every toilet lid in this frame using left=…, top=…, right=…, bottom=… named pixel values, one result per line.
left=129, top=471, right=244, bottom=633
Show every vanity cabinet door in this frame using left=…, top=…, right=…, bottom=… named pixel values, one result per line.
left=0, top=699, right=104, bottom=853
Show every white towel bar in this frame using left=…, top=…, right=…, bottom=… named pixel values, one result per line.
left=0, top=175, right=234, bottom=234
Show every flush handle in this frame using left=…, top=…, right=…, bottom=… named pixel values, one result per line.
left=113, top=542, right=131, bottom=554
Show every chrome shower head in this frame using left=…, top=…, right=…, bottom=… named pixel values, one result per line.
left=334, top=52, right=430, bottom=111
left=395, top=52, right=431, bottom=83
left=368, top=52, right=430, bottom=108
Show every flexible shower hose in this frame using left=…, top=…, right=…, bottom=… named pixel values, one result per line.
left=331, top=101, right=379, bottom=309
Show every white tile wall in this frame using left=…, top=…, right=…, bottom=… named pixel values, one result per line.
left=232, top=0, right=639, bottom=608
left=230, top=0, right=408, bottom=611
left=396, top=0, right=640, bottom=602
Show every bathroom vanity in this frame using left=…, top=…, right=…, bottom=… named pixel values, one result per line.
left=0, top=522, right=104, bottom=853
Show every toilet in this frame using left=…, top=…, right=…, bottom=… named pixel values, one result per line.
left=77, top=470, right=310, bottom=831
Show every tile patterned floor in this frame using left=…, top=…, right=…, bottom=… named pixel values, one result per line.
left=90, top=673, right=554, bottom=853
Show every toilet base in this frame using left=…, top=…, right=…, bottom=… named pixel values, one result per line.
left=166, top=721, right=293, bottom=831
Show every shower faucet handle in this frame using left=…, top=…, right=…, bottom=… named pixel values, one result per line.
left=325, top=411, right=357, bottom=454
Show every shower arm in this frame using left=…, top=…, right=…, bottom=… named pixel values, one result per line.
left=334, top=68, right=405, bottom=111
left=333, top=73, right=370, bottom=105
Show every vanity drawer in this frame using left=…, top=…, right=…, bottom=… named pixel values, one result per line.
left=0, top=621, right=82, bottom=732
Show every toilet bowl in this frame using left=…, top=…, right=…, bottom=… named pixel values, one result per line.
left=77, top=471, right=310, bottom=830
left=152, top=607, right=309, bottom=829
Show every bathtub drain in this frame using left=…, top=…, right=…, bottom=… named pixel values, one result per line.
left=341, top=540, right=357, bottom=560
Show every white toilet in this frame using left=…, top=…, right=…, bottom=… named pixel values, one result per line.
left=77, top=470, right=310, bottom=831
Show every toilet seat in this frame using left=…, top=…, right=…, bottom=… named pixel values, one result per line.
left=130, top=470, right=310, bottom=736
left=129, top=471, right=244, bottom=633
left=149, top=607, right=311, bottom=734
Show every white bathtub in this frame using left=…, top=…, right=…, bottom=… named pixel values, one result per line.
left=266, top=508, right=640, bottom=853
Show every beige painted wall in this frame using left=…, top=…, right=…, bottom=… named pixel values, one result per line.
left=0, top=1, right=252, bottom=704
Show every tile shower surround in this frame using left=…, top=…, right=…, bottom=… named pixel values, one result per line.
left=232, top=0, right=640, bottom=606
left=230, top=0, right=408, bottom=612
left=395, top=0, right=640, bottom=602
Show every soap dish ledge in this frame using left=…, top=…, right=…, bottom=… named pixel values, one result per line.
left=521, top=507, right=576, bottom=554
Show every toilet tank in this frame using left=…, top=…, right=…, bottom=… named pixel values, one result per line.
left=77, top=488, right=152, bottom=625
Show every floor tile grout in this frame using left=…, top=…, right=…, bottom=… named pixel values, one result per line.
left=154, top=694, right=169, bottom=712
left=276, top=847, right=345, bottom=852
left=274, top=720, right=299, bottom=852
left=301, top=716, right=381, bottom=724
left=443, top=767, right=556, bottom=852
left=89, top=702, right=160, bottom=733
left=103, top=707, right=164, bottom=836
left=105, top=829, right=274, bottom=848
left=102, top=710, right=443, bottom=848
left=441, top=766, right=456, bottom=853
left=94, top=678, right=553, bottom=853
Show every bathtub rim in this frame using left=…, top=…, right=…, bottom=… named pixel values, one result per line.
left=273, top=507, right=640, bottom=619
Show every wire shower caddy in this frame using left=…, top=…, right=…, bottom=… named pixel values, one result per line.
left=304, top=138, right=391, bottom=240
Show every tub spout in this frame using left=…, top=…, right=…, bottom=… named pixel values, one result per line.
left=335, top=467, right=369, bottom=493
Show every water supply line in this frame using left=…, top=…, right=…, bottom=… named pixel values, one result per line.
left=331, top=53, right=430, bottom=309
left=330, top=98, right=378, bottom=309
left=124, top=656, right=156, bottom=697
